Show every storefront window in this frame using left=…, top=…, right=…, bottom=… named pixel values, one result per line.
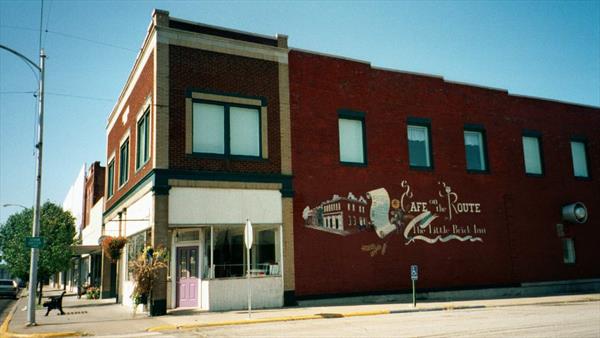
left=126, top=230, right=150, bottom=280
left=201, top=225, right=280, bottom=279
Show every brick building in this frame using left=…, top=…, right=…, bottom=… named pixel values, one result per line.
left=101, top=10, right=292, bottom=314
left=94, top=9, right=599, bottom=314
left=289, top=49, right=599, bottom=299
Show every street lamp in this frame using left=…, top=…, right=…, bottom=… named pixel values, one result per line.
left=2, top=203, right=28, bottom=209
left=0, top=44, right=46, bottom=326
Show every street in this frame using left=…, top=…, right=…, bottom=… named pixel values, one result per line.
left=161, top=301, right=600, bottom=337
left=0, top=297, right=16, bottom=326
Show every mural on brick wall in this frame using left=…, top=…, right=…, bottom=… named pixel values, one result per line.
left=302, top=180, right=487, bottom=256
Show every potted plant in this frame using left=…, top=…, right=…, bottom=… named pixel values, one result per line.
left=129, top=246, right=168, bottom=316
left=101, top=236, right=127, bottom=262
left=86, top=286, right=100, bottom=299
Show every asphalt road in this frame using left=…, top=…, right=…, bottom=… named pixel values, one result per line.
left=162, top=301, right=600, bottom=338
left=0, top=297, right=17, bottom=326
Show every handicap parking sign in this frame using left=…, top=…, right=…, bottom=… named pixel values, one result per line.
left=410, top=265, right=418, bottom=280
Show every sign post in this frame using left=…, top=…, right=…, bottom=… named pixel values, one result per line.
left=244, top=219, right=254, bottom=319
left=410, top=265, right=418, bottom=307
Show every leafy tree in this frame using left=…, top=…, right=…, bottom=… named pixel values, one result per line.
left=0, top=202, right=76, bottom=303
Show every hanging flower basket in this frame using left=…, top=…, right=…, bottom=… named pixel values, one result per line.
left=102, top=236, right=128, bottom=262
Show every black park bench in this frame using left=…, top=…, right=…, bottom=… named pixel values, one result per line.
left=43, top=291, right=66, bottom=316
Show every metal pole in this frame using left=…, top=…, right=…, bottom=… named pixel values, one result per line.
left=247, top=246, right=251, bottom=318
left=412, top=279, right=416, bottom=308
left=27, top=48, right=45, bottom=326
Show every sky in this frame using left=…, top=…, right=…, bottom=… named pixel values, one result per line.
left=0, top=0, right=599, bottom=224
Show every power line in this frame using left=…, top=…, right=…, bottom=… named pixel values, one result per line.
left=43, top=0, right=53, bottom=48
left=45, top=92, right=114, bottom=102
left=46, top=30, right=138, bottom=52
left=0, top=25, right=137, bottom=53
left=0, top=90, right=114, bottom=102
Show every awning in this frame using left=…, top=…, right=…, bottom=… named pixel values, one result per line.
left=72, top=245, right=101, bottom=255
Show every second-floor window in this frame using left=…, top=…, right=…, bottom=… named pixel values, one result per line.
left=119, top=138, right=129, bottom=187
left=407, top=119, right=432, bottom=169
left=464, top=128, right=488, bottom=172
left=192, top=101, right=260, bottom=157
left=338, top=110, right=366, bottom=165
left=570, top=140, right=589, bottom=178
left=136, top=109, right=150, bottom=169
left=107, top=160, right=114, bottom=198
left=522, top=134, right=543, bottom=175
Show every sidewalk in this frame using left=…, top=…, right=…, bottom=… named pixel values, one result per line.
left=2, top=288, right=599, bottom=337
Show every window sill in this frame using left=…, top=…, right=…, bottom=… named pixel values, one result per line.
left=525, top=173, right=544, bottom=178
left=189, top=152, right=266, bottom=162
left=135, top=159, right=150, bottom=173
left=118, top=181, right=129, bottom=190
left=340, top=161, right=368, bottom=167
left=409, top=165, right=434, bottom=172
left=573, top=176, right=591, bottom=181
left=466, top=169, right=490, bottom=175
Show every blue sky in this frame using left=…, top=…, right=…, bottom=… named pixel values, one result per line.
left=1, top=0, right=599, bottom=223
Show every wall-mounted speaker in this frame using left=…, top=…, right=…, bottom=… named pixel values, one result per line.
left=562, top=202, right=588, bottom=224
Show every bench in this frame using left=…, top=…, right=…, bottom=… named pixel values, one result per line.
left=43, top=291, right=66, bottom=316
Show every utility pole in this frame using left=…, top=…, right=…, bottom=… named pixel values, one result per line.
left=28, top=48, right=46, bottom=326
left=0, top=44, right=46, bottom=326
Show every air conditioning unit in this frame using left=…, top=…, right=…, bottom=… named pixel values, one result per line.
left=562, top=202, right=588, bottom=224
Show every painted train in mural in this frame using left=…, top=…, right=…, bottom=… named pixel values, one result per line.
left=302, top=180, right=487, bottom=251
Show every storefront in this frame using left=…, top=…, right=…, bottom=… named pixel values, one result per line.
left=167, top=185, right=285, bottom=311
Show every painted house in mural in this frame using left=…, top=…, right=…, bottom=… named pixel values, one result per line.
left=95, top=9, right=599, bottom=313
left=303, top=193, right=369, bottom=235
left=101, top=10, right=293, bottom=314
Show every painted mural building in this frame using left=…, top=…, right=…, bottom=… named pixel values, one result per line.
left=85, top=10, right=599, bottom=314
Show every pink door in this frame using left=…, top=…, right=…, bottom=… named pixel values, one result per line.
left=176, top=246, right=198, bottom=307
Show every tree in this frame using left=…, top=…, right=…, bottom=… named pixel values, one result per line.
left=0, top=202, right=76, bottom=303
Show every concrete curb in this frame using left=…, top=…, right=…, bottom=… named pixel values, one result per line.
left=0, top=295, right=81, bottom=338
left=145, top=296, right=600, bottom=333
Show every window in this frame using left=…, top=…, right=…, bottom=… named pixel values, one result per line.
left=126, top=231, right=150, bottom=280
left=192, top=101, right=260, bottom=157
left=119, top=138, right=129, bottom=187
left=202, top=225, right=280, bottom=279
left=522, top=134, right=543, bottom=175
left=562, top=238, right=576, bottom=264
left=107, top=160, right=114, bottom=198
left=570, top=140, right=589, bottom=178
left=338, top=111, right=366, bottom=164
left=136, top=109, right=150, bottom=169
left=407, top=118, right=432, bottom=169
left=464, top=127, right=488, bottom=172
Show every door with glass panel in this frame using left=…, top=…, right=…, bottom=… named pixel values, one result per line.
left=176, top=246, right=198, bottom=307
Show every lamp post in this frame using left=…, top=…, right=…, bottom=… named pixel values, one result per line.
left=2, top=204, right=28, bottom=210
left=0, top=44, right=46, bottom=326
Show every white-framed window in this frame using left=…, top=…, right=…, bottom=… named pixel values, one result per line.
left=119, top=138, right=130, bottom=187
left=522, top=135, right=543, bottom=175
left=107, top=159, right=115, bottom=198
left=136, top=109, right=150, bottom=169
left=562, top=238, right=576, bottom=264
left=464, top=130, right=487, bottom=171
left=570, top=140, right=589, bottom=178
left=338, top=115, right=366, bottom=164
left=407, top=124, right=431, bottom=168
left=192, top=101, right=260, bottom=157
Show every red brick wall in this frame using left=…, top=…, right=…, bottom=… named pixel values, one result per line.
left=168, top=46, right=281, bottom=174
left=83, top=161, right=105, bottom=228
left=105, top=52, right=154, bottom=211
left=290, top=50, right=600, bottom=297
